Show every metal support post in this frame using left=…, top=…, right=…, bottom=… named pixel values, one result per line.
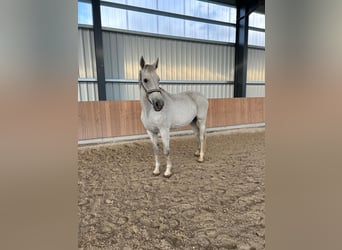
left=92, top=0, right=106, bottom=100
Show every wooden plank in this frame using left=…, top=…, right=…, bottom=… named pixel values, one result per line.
left=207, top=97, right=265, bottom=128
left=78, top=98, right=265, bottom=140
left=104, top=100, right=145, bottom=137
left=108, top=101, right=122, bottom=137
left=99, top=101, right=111, bottom=138
left=78, top=102, right=102, bottom=140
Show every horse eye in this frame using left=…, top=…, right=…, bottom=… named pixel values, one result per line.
left=143, top=79, right=148, bottom=83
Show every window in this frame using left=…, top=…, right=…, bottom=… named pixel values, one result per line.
left=157, top=0, right=184, bottom=14
left=248, top=12, right=265, bottom=47
left=128, top=10, right=158, bottom=33
left=127, top=0, right=157, bottom=9
left=78, top=1, right=93, bottom=25
left=248, top=30, right=265, bottom=47
left=77, top=0, right=265, bottom=46
left=98, top=0, right=236, bottom=43
left=101, top=6, right=127, bottom=29
left=249, top=12, right=265, bottom=29
left=158, top=16, right=185, bottom=37
left=208, top=24, right=235, bottom=43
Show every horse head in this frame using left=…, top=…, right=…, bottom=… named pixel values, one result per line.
left=139, top=56, right=164, bottom=112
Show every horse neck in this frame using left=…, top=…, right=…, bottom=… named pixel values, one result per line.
left=140, top=87, right=151, bottom=110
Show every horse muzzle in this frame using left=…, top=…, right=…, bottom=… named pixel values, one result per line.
left=152, top=99, right=164, bottom=112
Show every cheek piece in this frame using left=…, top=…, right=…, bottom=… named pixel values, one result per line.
left=139, top=71, right=162, bottom=104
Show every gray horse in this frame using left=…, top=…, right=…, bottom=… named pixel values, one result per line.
left=139, top=56, right=208, bottom=177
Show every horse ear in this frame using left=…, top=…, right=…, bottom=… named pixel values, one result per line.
left=140, top=56, right=145, bottom=69
left=153, top=57, right=159, bottom=69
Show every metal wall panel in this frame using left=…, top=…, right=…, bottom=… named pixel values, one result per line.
left=105, top=82, right=140, bottom=100
left=247, top=48, right=265, bottom=83
left=105, top=82, right=234, bottom=100
left=161, top=83, right=234, bottom=99
left=246, top=85, right=265, bottom=97
left=78, top=28, right=265, bottom=100
left=99, top=29, right=237, bottom=100
left=78, top=82, right=99, bottom=101
left=102, top=31, right=235, bottom=81
left=78, top=29, right=97, bottom=78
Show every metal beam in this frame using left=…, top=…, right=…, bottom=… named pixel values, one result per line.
left=234, top=0, right=249, bottom=97
left=91, top=0, right=107, bottom=100
left=233, top=0, right=261, bottom=97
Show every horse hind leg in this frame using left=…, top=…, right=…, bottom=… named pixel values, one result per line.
left=195, top=96, right=208, bottom=163
left=190, top=118, right=201, bottom=157
left=197, top=118, right=206, bottom=163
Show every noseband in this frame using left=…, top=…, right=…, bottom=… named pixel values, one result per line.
left=139, top=71, right=162, bottom=104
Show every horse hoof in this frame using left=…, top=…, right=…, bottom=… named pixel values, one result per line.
left=194, top=151, right=200, bottom=156
left=152, top=172, right=160, bottom=176
left=163, top=173, right=172, bottom=178
left=197, top=158, right=204, bottom=163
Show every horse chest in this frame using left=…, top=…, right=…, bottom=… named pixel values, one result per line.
left=141, top=110, right=168, bottom=131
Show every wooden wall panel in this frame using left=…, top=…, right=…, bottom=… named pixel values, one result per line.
left=78, top=102, right=103, bottom=139
left=78, top=98, right=265, bottom=140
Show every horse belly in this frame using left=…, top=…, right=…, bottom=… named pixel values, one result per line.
left=170, top=105, right=196, bottom=128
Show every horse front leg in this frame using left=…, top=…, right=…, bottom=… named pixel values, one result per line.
left=147, top=130, right=160, bottom=176
left=160, top=128, right=172, bottom=177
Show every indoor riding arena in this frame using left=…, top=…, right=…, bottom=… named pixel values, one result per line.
left=78, top=0, right=265, bottom=249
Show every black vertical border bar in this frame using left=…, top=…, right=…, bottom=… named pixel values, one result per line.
left=234, top=0, right=249, bottom=98
left=92, top=0, right=106, bottom=100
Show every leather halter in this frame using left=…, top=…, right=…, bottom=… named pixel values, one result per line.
left=139, top=70, right=161, bottom=104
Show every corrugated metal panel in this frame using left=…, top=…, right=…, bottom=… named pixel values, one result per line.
left=78, top=82, right=99, bottom=101
left=79, top=27, right=258, bottom=101
left=106, top=82, right=140, bottom=100
left=102, top=31, right=235, bottom=82
left=246, top=85, right=265, bottom=97
left=247, top=48, right=265, bottom=83
left=78, top=29, right=97, bottom=78
left=105, top=82, right=234, bottom=100
left=162, top=84, right=234, bottom=99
